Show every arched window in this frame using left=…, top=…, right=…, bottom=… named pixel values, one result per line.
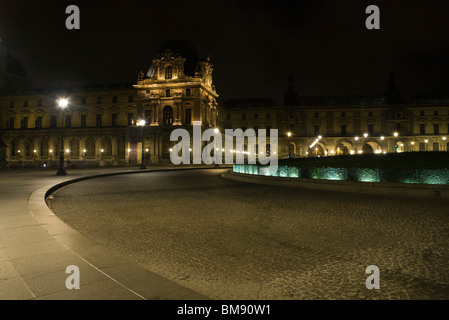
left=11, top=139, right=19, bottom=156
left=165, top=66, right=172, bottom=80
left=419, top=142, right=426, bottom=152
left=163, top=106, right=173, bottom=126
left=433, top=142, right=439, bottom=151
left=25, top=138, right=34, bottom=157
left=40, top=138, right=49, bottom=157
left=101, top=136, right=112, bottom=156
left=184, top=108, right=191, bottom=124
left=289, top=143, right=295, bottom=158
left=70, top=138, right=80, bottom=157
left=117, top=136, right=126, bottom=158
left=85, top=136, right=96, bottom=156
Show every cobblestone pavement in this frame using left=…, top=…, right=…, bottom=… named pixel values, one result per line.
left=50, top=169, right=449, bottom=300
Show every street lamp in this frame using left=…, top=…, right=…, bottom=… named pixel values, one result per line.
left=424, top=139, right=428, bottom=152
left=287, top=131, right=292, bottom=138
left=354, top=136, right=359, bottom=153
left=56, top=98, right=68, bottom=175
left=380, top=136, right=385, bottom=153
left=137, top=119, right=146, bottom=169
left=33, top=149, right=37, bottom=167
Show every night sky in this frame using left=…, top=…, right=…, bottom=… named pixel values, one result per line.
left=1, top=0, right=448, bottom=103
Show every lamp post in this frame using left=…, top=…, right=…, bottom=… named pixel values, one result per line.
left=56, top=99, right=68, bottom=175
left=392, top=132, right=398, bottom=153
left=424, top=139, right=428, bottom=152
left=33, top=149, right=37, bottom=167
left=354, top=136, right=359, bottom=154
left=380, top=136, right=385, bottom=153
left=137, top=119, right=146, bottom=169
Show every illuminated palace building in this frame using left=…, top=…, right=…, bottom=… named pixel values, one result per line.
left=1, top=39, right=449, bottom=168
left=223, top=74, right=449, bottom=158
left=0, top=40, right=219, bottom=167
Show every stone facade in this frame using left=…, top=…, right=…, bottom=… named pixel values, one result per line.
left=0, top=40, right=219, bottom=167
left=222, top=97, right=449, bottom=159
left=1, top=41, right=448, bottom=168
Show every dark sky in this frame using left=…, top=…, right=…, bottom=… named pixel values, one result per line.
left=1, top=0, right=449, bottom=103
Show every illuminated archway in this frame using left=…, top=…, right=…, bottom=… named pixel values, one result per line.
left=288, top=142, right=296, bottom=158
left=362, top=144, right=374, bottom=154
left=312, top=145, right=324, bottom=157
left=163, top=106, right=173, bottom=125
left=335, top=143, right=349, bottom=155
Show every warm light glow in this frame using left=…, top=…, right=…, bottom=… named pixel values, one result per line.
left=49, top=149, right=53, bottom=153
left=443, top=137, right=447, bottom=141
left=66, top=149, right=70, bottom=153
left=145, top=148, right=149, bottom=152
left=380, top=136, right=385, bottom=140
left=354, top=136, right=359, bottom=141
left=350, top=150, right=355, bottom=155
left=411, top=141, right=415, bottom=145
left=33, top=149, right=37, bottom=153
left=287, top=132, right=292, bottom=137
left=138, top=119, right=146, bottom=126
left=18, top=150, right=21, bottom=153
left=127, top=149, right=130, bottom=152
left=189, top=148, right=192, bottom=151
left=400, top=143, right=403, bottom=147
left=101, top=148, right=104, bottom=152
left=58, top=98, right=68, bottom=109
left=394, top=132, right=398, bottom=137
left=317, top=135, right=322, bottom=140
left=425, top=139, right=428, bottom=143
left=214, top=128, right=219, bottom=134
left=363, top=133, right=368, bottom=138
left=83, top=149, right=87, bottom=153
left=330, top=150, right=335, bottom=154
left=169, top=148, right=172, bottom=152
left=375, top=150, right=382, bottom=154
left=358, top=150, right=363, bottom=154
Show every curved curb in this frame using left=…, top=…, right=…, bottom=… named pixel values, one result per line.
left=26, top=166, right=229, bottom=300
left=44, top=166, right=230, bottom=199
left=222, top=170, right=449, bottom=198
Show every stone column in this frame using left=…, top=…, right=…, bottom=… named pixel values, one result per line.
left=151, top=103, right=159, bottom=126
left=173, top=102, right=182, bottom=125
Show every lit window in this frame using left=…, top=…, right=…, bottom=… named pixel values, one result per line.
left=165, top=66, right=173, bottom=80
